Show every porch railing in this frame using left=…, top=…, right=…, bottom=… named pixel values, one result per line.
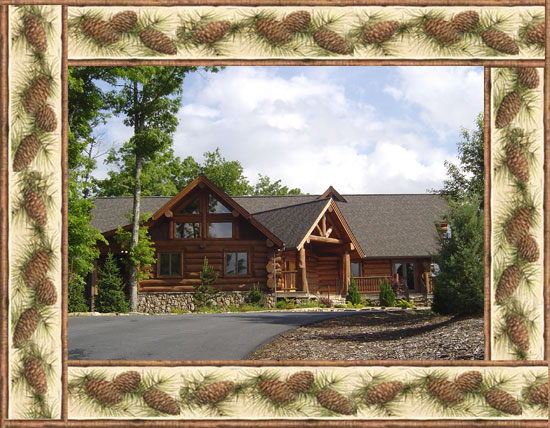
left=354, top=276, right=387, bottom=294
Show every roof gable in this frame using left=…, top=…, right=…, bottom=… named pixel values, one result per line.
left=318, top=186, right=347, bottom=202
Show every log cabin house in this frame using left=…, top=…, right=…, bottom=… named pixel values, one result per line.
left=91, top=175, right=447, bottom=310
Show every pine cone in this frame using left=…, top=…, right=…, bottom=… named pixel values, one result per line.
left=24, top=76, right=51, bottom=114
left=517, top=67, right=539, bottom=89
left=517, top=235, right=539, bottom=263
left=193, top=21, right=232, bottom=44
left=195, top=381, right=235, bottom=404
left=82, top=18, right=120, bottom=44
left=142, top=388, right=180, bottom=415
left=481, top=30, right=519, bottom=55
left=526, top=22, right=545, bottom=45
left=255, top=19, right=293, bottom=44
left=505, top=144, right=529, bottom=183
left=110, top=11, right=137, bottom=33
left=24, top=16, right=47, bottom=53
left=363, top=21, right=400, bottom=44
left=85, top=379, right=123, bottom=405
left=450, top=11, right=479, bottom=33
left=426, top=378, right=464, bottom=404
left=282, top=11, right=311, bottom=33
left=286, top=371, right=314, bottom=393
left=316, top=389, right=354, bottom=415
left=139, top=29, right=177, bottom=55
left=506, top=314, right=530, bottom=352
left=113, top=370, right=141, bottom=393
left=496, top=90, right=521, bottom=128
left=35, top=105, right=57, bottom=133
left=528, top=382, right=548, bottom=405
left=423, top=18, right=461, bottom=44
left=13, top=134, right=39, bottom=172
left=365, top=381, right=403, bottom=404
left=24, top=249, right=50, bottom=288
left=24, top=186, right=47, bottom=226
left=35, top=277, right=57, bottom=305
left=495, top=264, right=521, bottom=303
left=24, top=357, right=47, bottom=395
left=454, top=371, right=482, bottom=393
left=484, top=388, right=522, bottom=415
left=13, top=307, right=39, bottom=347
left=506, top=207, right=532, bottom=244
left=258, top=379, right=296, bottom=404
left=313, top=29, right=350, bottom=55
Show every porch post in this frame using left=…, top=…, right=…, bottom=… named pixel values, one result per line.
left=299, top=247, right=309, bottom=294
left=343, top=251, right=350, bottom=295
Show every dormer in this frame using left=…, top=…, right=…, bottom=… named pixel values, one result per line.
left=317, top=185, right=347, bottom=202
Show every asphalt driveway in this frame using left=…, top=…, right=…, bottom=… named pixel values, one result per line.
left=68, top=311, right=365, bottom=360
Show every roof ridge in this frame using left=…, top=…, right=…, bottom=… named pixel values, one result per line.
left=253, top=198, right=329, bottom=216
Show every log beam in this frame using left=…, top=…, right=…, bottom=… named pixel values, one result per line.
left=165, top=210, right=173, bottom=218
left=308, top=235, right=345, bottom=244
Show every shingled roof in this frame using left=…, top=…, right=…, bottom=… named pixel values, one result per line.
left=91, top=192, right=447, bottom=258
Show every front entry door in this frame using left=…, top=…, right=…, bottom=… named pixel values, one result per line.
left=394, top=262, right=416, bottom=291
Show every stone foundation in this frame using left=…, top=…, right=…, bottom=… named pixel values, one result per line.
left=137, top=291, right=276, bottom=314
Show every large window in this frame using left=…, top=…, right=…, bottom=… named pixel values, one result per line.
left=179, top=196, right=200, bottom=214
left=175, top=222, right=200, bottom=238
left=158, top=253, right=182, bottom=277
left=225, top=252, right=248, bottom=275
left=208, top=222, right=233, bottom=238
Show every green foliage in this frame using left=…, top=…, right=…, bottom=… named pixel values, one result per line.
left=192, top=257, right=222, bottom=310
left=379, top=278, right=396, bottom=307
left=432, top=198, right=484, bottom=315
left=276, top=298, right=296, bottom=310
left=253, top=174, right=301, bottom=196
left=169, top=308, right=189, bottom=314
left=247, top=283, right=262, bottom=305
left=68, top=277, right=88, bottom=313
left=113, top=214, right=156, bottom=281
left=296, top=300, right=320, bottom=309
left=433, top=113, right=484, bottom=202
left=396, top=299, right=415, bottom=309
left=95, top=252, right=129, bottom=313
left=334, top=304, right=346, bottom=308
left=347, top=301, right=364, bottom=309
left=346, top=276, right=362, bottom=305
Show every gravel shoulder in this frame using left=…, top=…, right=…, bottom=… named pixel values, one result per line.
left=249, top=310, right=484, bottom=361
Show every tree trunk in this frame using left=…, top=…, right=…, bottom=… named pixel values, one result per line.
left=128, top=154, right=142, bottom=312
left=128, top=80, right=142, bottom=312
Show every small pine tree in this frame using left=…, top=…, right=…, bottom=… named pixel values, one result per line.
left=379, top=278, right=396, bottom=307
left=193, top=257, right=222, bottom=309
left=95, top=252, right=129, bottom=313
left=247, top=283, right=262, bottom=305
left=346, top=276, right=361, bottom=305
left=68, top=277, right=88, bottom=313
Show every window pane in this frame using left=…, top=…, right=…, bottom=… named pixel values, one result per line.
left=351, top=262, right=360, bottom=278
left=208, top=222, right=232, bottom=238
left=209, top=194, right=230, bottom=213
left=170, top=253, right=181, bottom=276
left=159, top=254, right=170, bottom=276
left=179, top=197, right=200, bottom=214
left=176, top=222, right=200, bottom=238
left=237, top=252, right=248, bottom=275
left=226, top=253, right=236, bottom=275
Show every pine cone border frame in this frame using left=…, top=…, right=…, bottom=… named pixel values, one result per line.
left=23, top=357, right=48, bottom=395
left=35, top=277, right=57, bottom=305
left=139, top=29, right=177, bottom=55
left=526, top=22, right=545, bottom=45
left=258, top=379, right=296, bottom=404
left=528, top=382, right=548, bottom=405
left=13, top=307, right=39, bottom=347
left=35, top=104, right=58, bottom=133
left=481, top=29, right=519, bottom=55
left=193, top=21, right=232, bottom=44
left=363, top=21, right=400, bottom=44
left=255, top=19, right=294, bottom=45
left=113, top=370, right=141, bottom=393
left=313, top=29, right=350, bottom=55
left=24, top=15, right=47, bottom=53
left=495, top=264, right=521, bottom=303
left=450, top=11, right=479, bottom=33
left=426, top=378, right=464, bottom=404
left=517, top=67, right=540, bottom=90
left=365, top=381, right=403, bottom=404
left=81, top=18, right=121, bottom=44
left=316, top=389, right=354, bottom=415
left=454, top=371, right=483, bottom=393
left=286, top=371, right=315, bottom=393
left=423, top=18, right=462, bottom=45
left=110, top=11, right=138, bottom=33
left=142, top=388, right=180, bottom=415
left=506, top=314, right=530, bottom=353
left=282, top=11, right=311, bottom=33
left=495, top=90, right=521, bottom=129
left=24, top=76, right=51, bottom=114
left=484, top=388, right=522, bottom=415
left=195, top=381, right=235, bottom=404
left=13, top=134, right=39, bottom=172
left=85, top=379, right=124, bottom=405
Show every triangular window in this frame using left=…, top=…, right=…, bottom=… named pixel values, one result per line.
left=208, top=194, right=231, bottom=214
left=178, top=196, right=200, bottom=214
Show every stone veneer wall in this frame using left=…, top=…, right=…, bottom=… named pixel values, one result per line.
left=137, top=291, right=276, bottom=314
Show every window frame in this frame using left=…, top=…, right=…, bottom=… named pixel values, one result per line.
left=223, top=251, right=250, bottom=277
left=207, top=220, right=234, bottom=239
left=173, top=221, right=201, bottom=239
left=351, top=261, right=361, bottom=278
left=156, top=252, right=183, bottom=278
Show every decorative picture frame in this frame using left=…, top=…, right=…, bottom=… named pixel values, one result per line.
left=0, top=0, right=548, bottom=426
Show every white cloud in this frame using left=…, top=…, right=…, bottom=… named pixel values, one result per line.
left=383, top=67, right=483, bottom=139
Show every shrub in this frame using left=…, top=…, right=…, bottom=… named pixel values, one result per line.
left=396, top=299, right=415, bottom=309
left=247, top=283, right=262, bottom=305
left=68, top=277, right=88, bottom=313
left=379, top=278, right=396, bottom=307
left=192, top=257, right=222, bottom=310
left=297, top=300, right=320, bottom=309
left=95, top=252, right=129, bottom=313
left=319, top=296, right=333, bottom=308
left=334, top=304, right=346, bottom=308
left=276, top=298, right=295, bottom=310
left=346, top=276, right=362, bottom=305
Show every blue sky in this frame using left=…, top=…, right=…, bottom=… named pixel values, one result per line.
left=94, top=66, right=484, bottom=194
